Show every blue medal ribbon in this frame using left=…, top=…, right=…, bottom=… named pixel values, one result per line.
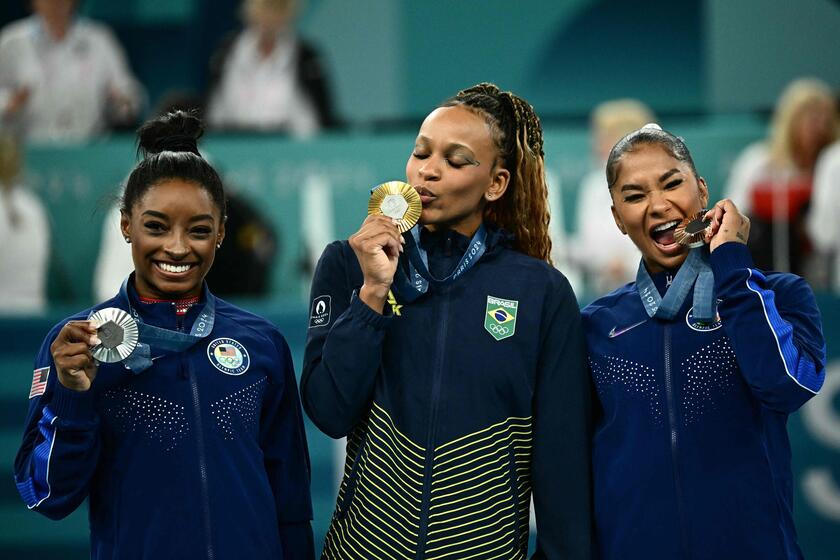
left=391, top=224, right=488, bottom=302
left=116, top=277, right=216, bottom=374
left=636, top=247, right=715, bottom=321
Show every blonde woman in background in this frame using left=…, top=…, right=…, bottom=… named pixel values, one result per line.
left=574, top=99, right=654, bottom=295
left=725, top=78, right=838, bottom=278
left=807, top=90, right=840, bottom=291
left=0, top=131, right=49, bottom=313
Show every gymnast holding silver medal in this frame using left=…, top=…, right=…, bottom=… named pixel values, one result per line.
left=14, top=111, right=314, bottom=559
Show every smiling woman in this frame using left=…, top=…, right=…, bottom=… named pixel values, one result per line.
left=583, top=124, right=827, bottom=560
left=14, top=111, right=314, bottom=559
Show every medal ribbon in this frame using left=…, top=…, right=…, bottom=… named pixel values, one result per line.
left=391, top=224, right=488, bottom=302
left=117, top=277, right=216, bottom=374
left=636, top=247, right=715, bottom=321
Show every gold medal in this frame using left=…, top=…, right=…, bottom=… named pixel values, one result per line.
left=368, top=181, right=422, bottom=233
left=674, top=211, right=711, bottom=248
left=89, top=308, right=139, bottom=363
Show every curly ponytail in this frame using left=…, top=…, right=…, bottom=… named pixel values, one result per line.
left=442, top=83, right=552, bottom=263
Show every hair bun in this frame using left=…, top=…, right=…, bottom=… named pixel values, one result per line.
left=641, top=122, right=663, bottom=131
left=137, top=110, right=204, bottom=157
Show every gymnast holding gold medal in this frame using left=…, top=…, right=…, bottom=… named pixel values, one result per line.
left=15, top=112, right=314, bottom=559
left=303, top=83, right=592, bottom=558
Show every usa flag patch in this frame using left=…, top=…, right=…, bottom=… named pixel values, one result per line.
left=29, top=367, right=50, bottom=399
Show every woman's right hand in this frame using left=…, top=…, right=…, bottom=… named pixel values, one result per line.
left=349, top=215, right=404, bottom=313
left=50, top=321, right=101, bottom=392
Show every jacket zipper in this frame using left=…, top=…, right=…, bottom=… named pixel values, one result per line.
left=416, top=288, right=450, bottom=559
left=188, top=359, right=215, bottom=560
left=180, top=310, right=215, bottom=560
left=664, top=325, right=689, bottom=558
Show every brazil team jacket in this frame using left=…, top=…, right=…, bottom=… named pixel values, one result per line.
left=14, top=281, right=314, bottom=560
left=302, top=226, right=593, bottom=560
left=582, top=242, right=826, bottom=560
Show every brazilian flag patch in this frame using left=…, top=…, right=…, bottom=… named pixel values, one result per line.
left=484, top=295, right=518, bottom=341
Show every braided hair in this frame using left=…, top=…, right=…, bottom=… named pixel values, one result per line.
left=122, top=110, right=226, bottom=219
left=441, top=83, right=552, bottom=263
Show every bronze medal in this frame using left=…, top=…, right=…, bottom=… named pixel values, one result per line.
left=674, top=212, right=711, bottom=248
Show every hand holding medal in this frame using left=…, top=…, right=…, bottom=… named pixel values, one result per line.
left=702, top=199, right=750, bottom=252
left=350, top=181, right=422, bottom=312
left=50, top=308, right=140, bottom=391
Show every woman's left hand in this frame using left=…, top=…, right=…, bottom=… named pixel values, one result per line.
left=704, top=198, right=750, bottom=253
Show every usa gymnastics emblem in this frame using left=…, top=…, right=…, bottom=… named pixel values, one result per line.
left=686, top=301, right=723, bottom=332
left=207, top=338, right=250, bottom=375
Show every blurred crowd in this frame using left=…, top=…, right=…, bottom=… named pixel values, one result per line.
left=1, top=1, right=839, bottom=313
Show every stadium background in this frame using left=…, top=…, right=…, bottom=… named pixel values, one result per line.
left=1, top=0, right=839, bottom=557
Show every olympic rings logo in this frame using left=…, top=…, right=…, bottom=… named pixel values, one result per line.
left=488, top=324, right=510, bottom=335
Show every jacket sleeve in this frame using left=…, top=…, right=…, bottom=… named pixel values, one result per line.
left=711, top=242, right=826, bottom=412
left=261, top=331, right=314, bottom=559
left=13, top=323, right=101, bottom=520
left=300, top=241, right=391, bottom=438
left=531, top=273, right=593, bottom=560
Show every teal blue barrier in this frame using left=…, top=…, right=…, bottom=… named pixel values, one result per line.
left=24, top=119, right=765, bottom=308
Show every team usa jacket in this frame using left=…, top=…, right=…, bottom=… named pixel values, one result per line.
left=302, top=226, right=593, bottom=560
left=582, top=242, right=826, bottom=560
left=14, top=281, right=314, bottom=560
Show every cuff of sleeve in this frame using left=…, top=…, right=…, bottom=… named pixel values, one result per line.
left=49, top=383, right=97, bottom=423
left=710, top=242, right=754, bottom=282
left=350, top=292, right=392, bottom=330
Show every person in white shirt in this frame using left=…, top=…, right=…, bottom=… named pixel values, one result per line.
left=0, top=131, right=49, bottom=313
left=0, top=0, right=143, bottom=142
left=573, top=99, right=653, bottom=295
left=207, top=0, right=337, bottom=136
left=806, top=138, right=840, bottom=291
left=724, top=78, right=837, bottom=277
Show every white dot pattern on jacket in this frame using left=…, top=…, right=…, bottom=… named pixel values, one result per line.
left=680, top=337, right=738, bottom=425
left=210, top=377, right=267, bottom=440
left=591, top=355, right=662, bottom=423
left=103, top=387, right=190, bottom=451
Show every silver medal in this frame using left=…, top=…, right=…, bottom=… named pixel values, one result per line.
left=89, top=308, right=139, bottom=363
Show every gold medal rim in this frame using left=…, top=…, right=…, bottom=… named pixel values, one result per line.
left=368, top=181, right=423, bottom=233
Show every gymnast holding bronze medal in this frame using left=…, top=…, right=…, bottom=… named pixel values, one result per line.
left=582, top=124, right=826, bottom=559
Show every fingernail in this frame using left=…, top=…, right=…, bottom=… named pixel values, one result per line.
left=90, top=336, right=101, bottom=346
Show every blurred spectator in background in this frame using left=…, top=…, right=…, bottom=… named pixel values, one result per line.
left=725, top=78, right=838, bottom=278
left=0, top=0, right=143, bottom=142
left=806, top=89, right=840, bottom=292
left=0, top=130, right=49, bottom=313
left=207, top=0, right=338, bottom=136
left=573, top=99, right=653, bottom=294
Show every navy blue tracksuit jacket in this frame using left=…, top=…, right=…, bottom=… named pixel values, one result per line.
left=303, top=226, right=593, bottom=559
left=15, top=282, right=313, bottom=559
